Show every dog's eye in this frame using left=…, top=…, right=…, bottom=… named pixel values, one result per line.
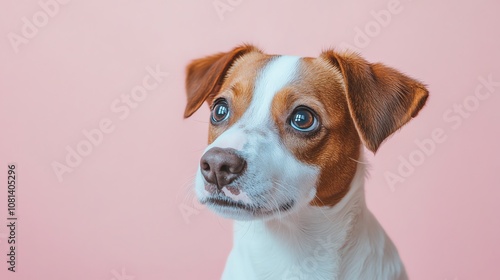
left=290, top=107, right=318, bottom=132
left=211, top=99, right=230, bottom=124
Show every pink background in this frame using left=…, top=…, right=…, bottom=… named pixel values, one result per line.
left=1, top=0, right=499, bottom=279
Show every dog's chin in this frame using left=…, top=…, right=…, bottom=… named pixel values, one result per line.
left=200, top=197, right=295, bottom=221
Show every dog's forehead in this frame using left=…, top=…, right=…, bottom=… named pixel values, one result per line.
left=208, top=53, right=344, bottom=143
left=225, top=54, right=342, bottom=127
left=225, top=53, right=342, bottom=106
left=243, top=55, right=302, bottom=125
left=207, top=55, right=302, bottom=147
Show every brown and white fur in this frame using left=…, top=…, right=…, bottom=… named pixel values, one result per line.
left=183, top=45, right=428, bottom=280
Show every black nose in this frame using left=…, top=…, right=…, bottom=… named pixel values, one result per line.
left=200, top=147, right=246, bottom=189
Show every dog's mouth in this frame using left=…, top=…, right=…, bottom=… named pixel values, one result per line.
left=201, top=197, right=295, bottom=218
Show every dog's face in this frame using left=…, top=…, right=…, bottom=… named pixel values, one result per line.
left=184, top=45, right=428, bottom=220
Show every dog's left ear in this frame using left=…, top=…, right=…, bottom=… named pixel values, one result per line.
left=321, top=50, right=429, bottom=153
left=184, top=44, right=260, bottom=118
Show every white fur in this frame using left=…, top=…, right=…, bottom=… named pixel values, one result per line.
left=195, top=56, right=407, bottom=279
left=196, top=56, right=319, bottom=220
left=221, top=159, right=407, bottom=280
left=246, top=55, right=301, bottom=125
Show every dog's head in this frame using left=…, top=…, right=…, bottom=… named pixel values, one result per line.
left=184, top=44, right=428, bottom=220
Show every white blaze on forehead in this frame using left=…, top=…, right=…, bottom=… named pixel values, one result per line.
left=195, top=55, right=322, bottom=216
left=205, top=55, right=301, bottom=152
left=243, top=55, right=301, bottom=126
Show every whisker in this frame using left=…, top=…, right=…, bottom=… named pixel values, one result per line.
left=312, top=194, right=334, bottom=224
left=348, top=157, right=370, bottom=165
left=176, top=174, right=197, bottom=204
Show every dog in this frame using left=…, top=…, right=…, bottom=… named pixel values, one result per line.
left=183, top=44, right=428, bottom=280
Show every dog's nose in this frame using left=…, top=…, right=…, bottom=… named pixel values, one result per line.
left=200, top=147, right=246, bottom=189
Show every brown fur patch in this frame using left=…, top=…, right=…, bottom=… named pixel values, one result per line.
left=271, top=51, right=428, bottom=206
left=271, top=57, right=361, bottom=207
left=184, top=44, right=261, bottom=118
left=205, top=52, right=271, bottom=143
left=185, top=46, right=429, bottom=208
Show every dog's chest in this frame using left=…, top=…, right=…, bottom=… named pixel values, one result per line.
left=221, top=220, right=348, bottom=280
left=222, top=241, right=341, bottom=280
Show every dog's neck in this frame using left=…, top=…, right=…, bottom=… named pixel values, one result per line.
left=224, top=162, right=367, bottom=278
left=258, top=159, right=367, bottom=249
left=223, top=160, right=406, bottom=280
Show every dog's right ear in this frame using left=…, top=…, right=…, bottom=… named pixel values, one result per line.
left=184, top=44, right=260, bottom=118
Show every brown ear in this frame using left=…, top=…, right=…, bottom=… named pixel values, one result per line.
left=321, top=50, right=429, bottom=153
left=184, top=44, right=260, bottom=118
